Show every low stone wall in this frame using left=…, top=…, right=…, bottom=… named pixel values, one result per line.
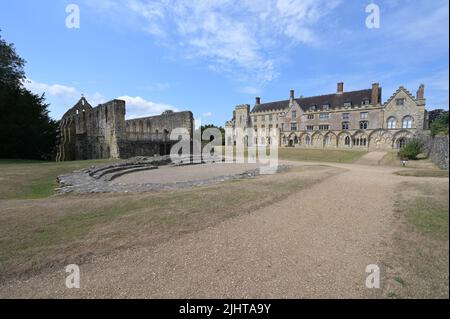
left=422, top=135, right=449, bottom=170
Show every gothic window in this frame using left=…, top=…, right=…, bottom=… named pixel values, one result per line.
left=291, top=123, right=297, bottom=131
left=402, top=116, right=413, bottom=129
left=305, top=136, right=311, bottom=145
left=360, top=121, right=369, bottom=130
left=307, top=125, right=314, bottom=131
left=387, top=117, right=397, bottom=129
left=396, top=98, right=405, bottom=106
left=292, top=111, right=297, bottom=119
left=342, top=122, right=350, bottom=130
left=345, top=136, right=351, bottom=146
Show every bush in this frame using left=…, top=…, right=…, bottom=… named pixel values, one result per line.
left=398, top=139, right=423, bottom=160
left=430, top=112, right=449, bottom=137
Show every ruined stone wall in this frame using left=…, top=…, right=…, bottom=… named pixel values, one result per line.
left=73, top=100, right=125, bottom=160
left=57, top=98, right=194, bottom=161
left=422, top=135, right=449, bottom=170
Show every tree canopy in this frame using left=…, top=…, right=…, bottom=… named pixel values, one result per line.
left=0, top=31, right=58, bottom=160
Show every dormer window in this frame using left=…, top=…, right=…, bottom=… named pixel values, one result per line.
left=362, top=99, right=370, bottom=106
left=292, top=111, right=296, bottom=119
left=344, top=101, right=352, bottom=107
left=323, top=104, right=330, bottom=110
left=396, top=98, right=405, bottom=106
left=309, top=105, right=316, bottom=112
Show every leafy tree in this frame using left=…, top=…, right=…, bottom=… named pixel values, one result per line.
left=0, top=31, right=58, bottom=160
left=430, top=111, right=449, bottom=137
left=398, top=139, right=423, bottom=160
left=0, top=30, right=25, bottom=87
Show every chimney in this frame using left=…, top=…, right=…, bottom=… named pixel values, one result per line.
left=337, top=82, right=344, bottom=94
left=290, top=90, right=295, bottom=100
left=255, top=97, right=261, bottom=105
left=371, top=83, right=380, bottom=105
left=417, top=84, right=425, bottom=99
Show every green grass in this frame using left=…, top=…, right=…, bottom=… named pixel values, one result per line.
left=278, top=148, right=367, bottom=163
left=0, top=165, right=342, bottom=280
left=405, top=196, right=449, bottom=240
left=394, top=170, right=449, bottom=178
left=0, top=159, right=121, bottom=200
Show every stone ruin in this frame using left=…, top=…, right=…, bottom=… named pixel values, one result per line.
left=56, top=97, right=194, bottom=161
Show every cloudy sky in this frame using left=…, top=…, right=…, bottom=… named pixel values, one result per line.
left=1, top=0, right=448, bottom=125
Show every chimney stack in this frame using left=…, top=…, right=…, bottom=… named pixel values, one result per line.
left=255, top=97, right=261, bottom=105
left=290, top=90, right=295, bottom=100
left=417, top=84, right=425, bottom=99
left=337, top=82, right=344, bottom=94
left=371, top=83, right=380, bottom=105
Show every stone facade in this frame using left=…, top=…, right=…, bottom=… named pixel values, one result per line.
left=226, top=82, right=429, bottom=150
left=56, top=97, right=193, bottom=161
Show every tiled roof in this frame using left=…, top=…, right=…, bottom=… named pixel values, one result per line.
left=251, top=88, right=381, bottom=113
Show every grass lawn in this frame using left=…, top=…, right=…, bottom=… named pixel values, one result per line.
left=0, top=164, right=342, bottom=281
left=384, top=180, right=449, bottom=298
left=0, top=159, right=120, bottom=200
left=278, top=148, right=367, bottom=163
left=394, top=169, right=449, bottom=178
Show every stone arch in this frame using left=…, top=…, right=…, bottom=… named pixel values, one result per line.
left=337, top=131, right=352, bottom=148
left=393, top=130, right=413, bottom=149
left=299, top=133, right=311, bottom=147
left=352, top=130, right=369, bottom=148
left=311, top=132, right=324, bottom=148
left=287, top=132, right=297, bottom=146
left=323, top=132, right=337, bottom=148
left=369, top=129, right=393, bottom=149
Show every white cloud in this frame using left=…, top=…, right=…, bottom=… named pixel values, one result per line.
left=24, top=79, right=78, bottom=98
left=239, top=86, right=262, bottom=95
left=118, top=95, right=179, bottom=119
left=88, top=0, right=342, bottom=86
left=202, top=111, right=212, bottom=118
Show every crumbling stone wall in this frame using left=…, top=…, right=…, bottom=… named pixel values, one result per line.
left=422, top=135, right=449, bottom=170
left=56, top=98, right=193, bottom=161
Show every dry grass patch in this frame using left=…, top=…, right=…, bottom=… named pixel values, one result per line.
left=383, top=180, right=449, bottom=298
left=0, top=159, right=120, bottom=200
left=0, top=165, right=343, bottom=282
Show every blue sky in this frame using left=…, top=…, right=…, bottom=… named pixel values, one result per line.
left=1, top=0, right=448, bottom=126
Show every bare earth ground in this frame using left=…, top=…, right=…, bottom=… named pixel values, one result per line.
left=1, top=158, right=447, bottom=299
left=112, top=163, right=261, bottom=185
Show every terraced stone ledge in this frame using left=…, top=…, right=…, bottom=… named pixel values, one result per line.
left=55, top=156, right=289, bottom=195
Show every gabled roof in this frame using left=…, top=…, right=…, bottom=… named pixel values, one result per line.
left=61, top=96, right=93, bottom=119
left=384, top=86, right=416, bottom=106
left=251, top=88, right=381, bottom=113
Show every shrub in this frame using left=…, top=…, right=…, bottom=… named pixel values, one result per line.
left=430, top=112, right=449, bottom=137
left=398, top=139, right=423, bottom=160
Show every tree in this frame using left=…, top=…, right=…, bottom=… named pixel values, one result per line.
left=0, top=31, right=58, bottom=160
left=398, top=139, right=423, bottom=160
left=0, top=30, right=25, bottom=87
left=430, top=111, right=449, bottom=137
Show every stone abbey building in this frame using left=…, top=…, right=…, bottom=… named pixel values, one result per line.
left=226, top=82, right=429, bottom=149
left=56, top=97, right=193, bottom=161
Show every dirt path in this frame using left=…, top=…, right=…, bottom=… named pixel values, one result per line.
left=355, top=151, right=388, bottom=166
left=1, top=163, right=406, bottom=298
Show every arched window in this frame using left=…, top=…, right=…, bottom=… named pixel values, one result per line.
left=345, top=136, right=351, bottom=146
left=294, top=136, right=299, bottom=144
left=325, top=136, right=331, bottom=145
left=387, top=117, right=397, bottom=129
left=282, top=136, right=287, bottom=145
left=402, top=116, right=413, bottom=129
left=305, top=136, right=311, bottom=145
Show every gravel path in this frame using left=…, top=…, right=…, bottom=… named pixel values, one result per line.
left=1, top=162, right=404, bottom=298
